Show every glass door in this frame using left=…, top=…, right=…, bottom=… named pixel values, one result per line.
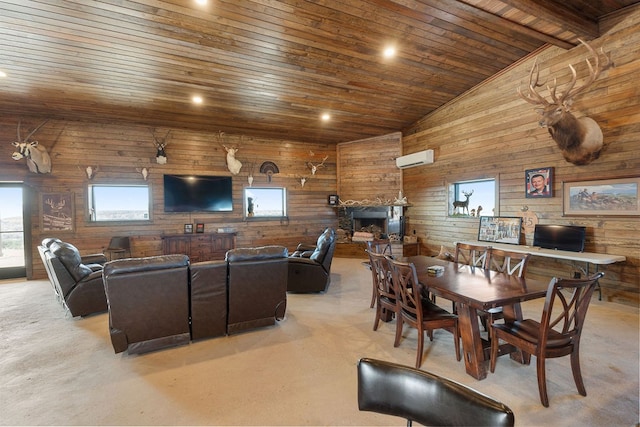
left=0, top=183, right=26, bottom=279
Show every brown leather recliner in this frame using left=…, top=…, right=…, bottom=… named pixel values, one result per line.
left=226, top=246, right=289, bottom=334
left=288, top=228, right=336, bottom=293
left=102, top=255, right=190, bottom=354
left=39, top=239, right=108, bottom=317
left=189, top=260, right=228, bottom=341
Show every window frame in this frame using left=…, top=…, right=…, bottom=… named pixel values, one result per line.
left=87, top=183, right=152, bottom=224
left=243, top=186, right=288, bottom=220
left=447, top=176, right=499, bottom=217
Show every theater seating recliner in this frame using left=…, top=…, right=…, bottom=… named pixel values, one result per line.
left=288, top=228, right=336, bottom=293
left=103, top=246, right=289, bottom=354
left=38, top=238, right=108, bottom=317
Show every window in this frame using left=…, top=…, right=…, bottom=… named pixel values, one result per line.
left=448, top=178, right=497, bottom=217
left=88, top=184, right=151, bottom=222
left=244, top=187, right=287, bottom=219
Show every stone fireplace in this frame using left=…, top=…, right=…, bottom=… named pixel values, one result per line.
left=339, top=206, right=405, bottom=238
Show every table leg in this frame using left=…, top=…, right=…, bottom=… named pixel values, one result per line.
left=457, top=302, right=487, bottom=380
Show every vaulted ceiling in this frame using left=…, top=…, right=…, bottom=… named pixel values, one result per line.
left=0, top=0, right=637, bottom=144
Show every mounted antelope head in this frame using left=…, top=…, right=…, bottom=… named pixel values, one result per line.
left=11, top=120, right=52, bottom=173
left=151, top=129, right=171, bottom=164
left=518, top=39, right=611, bottom=165
left=218, top=131, right=242, bottom=175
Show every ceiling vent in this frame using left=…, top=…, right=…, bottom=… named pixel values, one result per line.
left=395, top=149, right=434, bottom=169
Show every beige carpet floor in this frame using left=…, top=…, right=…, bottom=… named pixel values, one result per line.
left=1, top=257, right=638, bottom=426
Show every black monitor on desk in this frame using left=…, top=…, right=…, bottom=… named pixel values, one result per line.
left=533, top=224, right=586, bottom=252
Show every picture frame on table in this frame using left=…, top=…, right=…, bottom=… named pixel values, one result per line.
left=525, top=167, right=553, bottom=198
left=328, top=194, right=339, bottom=205
left=41, top=192, right=75, bottom=232
left=196, top=223, right=205, bottom=233
left=184, top=223, right=193, bottom=234
left=477, top=216, right=523, bottom=245
left=562, top=176, right=640, bottom=216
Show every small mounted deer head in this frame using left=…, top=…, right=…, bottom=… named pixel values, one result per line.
left=85, top=165, right=99, bottom=180
left=218, top=131, right=242, bottom=175
left=11, top=120, right=52, bottom=173
left=136, top=167, right=149, bottom=180
left=518, top=39, right=611, bottom=165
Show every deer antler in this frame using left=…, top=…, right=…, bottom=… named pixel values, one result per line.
left=517, top=58, right=550, bottom=106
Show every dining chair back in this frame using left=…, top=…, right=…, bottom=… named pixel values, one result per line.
left=357, top=357, right=515, bottom=427
left=388, top=258, right=460, bottom=368
left=367, top=250, right=399, bottom=333
left=489, top=272, right=604, bottom=407
left=489, top=248, right=530, bottom=277
left=454, top=242, right=490, bottom=268
left=366, top=239, right=393, bottom=308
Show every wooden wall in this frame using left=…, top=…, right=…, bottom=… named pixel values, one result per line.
left=0, top=121, right=338, bottom=280
left=400, top=8, right=640, bottom=305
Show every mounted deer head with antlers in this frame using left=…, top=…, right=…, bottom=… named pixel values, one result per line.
left=218, top=131, right=242, bottom=175
left=151, top=129, right=171, bottom=164
left=518, top=39, right=611, bottom=166
left=11, top=120, right=52, bottom=173
left=306, top=152, right=328, bottom=175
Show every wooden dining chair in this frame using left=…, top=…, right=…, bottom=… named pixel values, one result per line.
left=482, top=249, right=532, bottom=336
left=388, top=257, right=460, bottom=368
left=489, top=272, right=604, bottom=407
left=358, top=358, right=515, bottom=427
left=366, top=239, right=393, bottom=308
left=451, top=242, right=491, bottom=313
left=367, top=250, right=399, bottom=334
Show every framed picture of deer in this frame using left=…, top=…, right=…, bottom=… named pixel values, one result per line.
left=525, top=167, right=553, bottom=198
left=41, top=193, right=74, bottom=232
left=562, top=176, right=640, bottom=217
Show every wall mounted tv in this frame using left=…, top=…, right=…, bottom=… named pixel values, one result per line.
left=163, top=174, right=233, bottom=212
left=533, top=224, right=586, bottom=252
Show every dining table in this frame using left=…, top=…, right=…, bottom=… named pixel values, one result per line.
left=407, top=255, right=550, bottom=380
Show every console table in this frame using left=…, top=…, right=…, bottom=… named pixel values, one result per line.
left=458, top=240, right=626, bottom=299
left=162, top=232, right=236, bottom=263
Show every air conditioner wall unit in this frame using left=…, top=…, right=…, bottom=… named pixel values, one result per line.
left=395, top=149, right=434, bottom=169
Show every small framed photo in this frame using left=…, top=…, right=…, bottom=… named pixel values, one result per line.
left=525, top=167, right=553, bottom=198
left=184, top=223, right=193, bottom=234
left=328, top=194, right=339, bottom=205
left=196, top=223, right=205, bottom=233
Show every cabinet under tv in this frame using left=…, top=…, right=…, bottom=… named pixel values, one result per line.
left=162, top=232, right=236, bottom=263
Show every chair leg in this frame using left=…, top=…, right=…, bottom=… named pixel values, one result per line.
left=571, top=348, right=587, bottom=396
left=416, top=328, right=425, bottom=368
left=489, top=328, right=499, bottom=373
left=536, top=355, right=550, bottom=407
left=394, top=316, right=403, bottom=347
left=373, top=306, right=381, bottom=331
left=370, top=285, right=376, bottom=309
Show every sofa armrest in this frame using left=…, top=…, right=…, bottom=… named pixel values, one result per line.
left=295, top=243, right=317, bottom=252
left=81, top=253, right=108, bottom=265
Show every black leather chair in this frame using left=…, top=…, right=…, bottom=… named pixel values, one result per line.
left=39, top=239, right=108, bottom=317
left=357, top=358, right=515, bottom=427
left=288, top=228, right=336, bottom=293
left=102, top=255, right=190, bottom=354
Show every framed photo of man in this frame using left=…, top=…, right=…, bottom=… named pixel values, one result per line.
left=525, top=167, right=553, bottom=198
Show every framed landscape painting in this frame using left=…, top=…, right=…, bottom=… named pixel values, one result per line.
left=563, top=177, right=640, bottom=216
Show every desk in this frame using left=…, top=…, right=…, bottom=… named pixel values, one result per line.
left=408, top=256, right=549, bottom=380
left=457, top=241, right=626, bottom=299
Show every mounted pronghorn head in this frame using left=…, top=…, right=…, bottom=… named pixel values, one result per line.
left=517, top=39, right=611, bottom=165
left=218, top=131, right=242, bottom=175
left=11, top=120, right=52, bottom=173
left=151, top=129, right=171, bottom=164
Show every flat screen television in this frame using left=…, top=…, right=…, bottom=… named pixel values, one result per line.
left=533, top=224, right=586, bottom=252
left=163, top=174, right=233, bottom=212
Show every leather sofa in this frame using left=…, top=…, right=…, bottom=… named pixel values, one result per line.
left=38, top=238, right=108, bottom=317
left=288, top=228, right=336, bottom=293
left=102, top=246, right=289, bottom=354
left=103, top=255, right=191, bottom=354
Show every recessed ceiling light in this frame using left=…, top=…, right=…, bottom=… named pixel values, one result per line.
left=383, top=46, right=396, bottom=58
left=195, top=0, right=207, bottom=5
left=192, top=95, right=203, bottom=104
left=0, top=71, right=7, bottom=78
left=321, top=113, right=331, bottom=121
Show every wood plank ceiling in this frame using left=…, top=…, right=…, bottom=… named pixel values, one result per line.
left=0, top=0, right=637, bottom=144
